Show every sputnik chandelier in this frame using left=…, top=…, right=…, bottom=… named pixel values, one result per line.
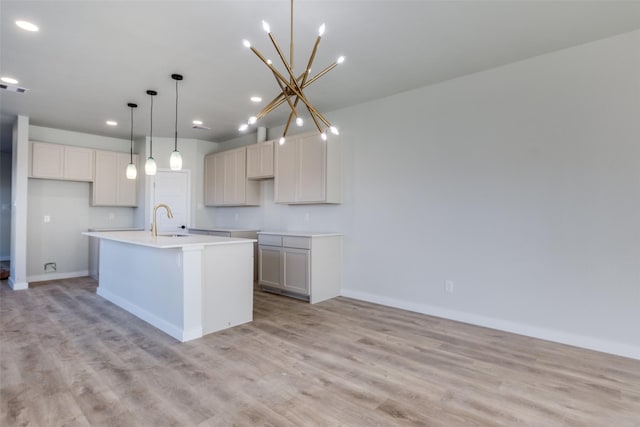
left=241, top=0, right=344, bottom=144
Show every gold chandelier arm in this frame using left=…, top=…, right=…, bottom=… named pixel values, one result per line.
left=274, top=72, right=300, bottom=120
left=303, top=35, right=322, bottom=87
left=283, top=112, right=294, bottom=137
left=307, top=108, right=324, bottom=134
left=249, top=46, right=297, bottom=95
left=267, top=32, right=307, bottom=104
left=290, top=0, right=294, bottom=72
left=303, top=62, right=338, bottom=88
left=257, top=92, right=286, bottom=119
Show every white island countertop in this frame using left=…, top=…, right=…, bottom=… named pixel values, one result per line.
left=83, top=230, right=256, bottom=249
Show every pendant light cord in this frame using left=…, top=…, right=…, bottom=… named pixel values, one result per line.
left=149, top=93, right=153, bottom=156
left=174, top=78, right=178, bottom=151
left=130, top=107, right=134, bottom=162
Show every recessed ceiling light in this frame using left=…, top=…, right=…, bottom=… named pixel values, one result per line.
left=106, top=120, right=118, bottom=126
left=1, top=77, right=18, bottom=85
left=16, top=20, right=39, bottom=32
left=250, top=96, right=262, bottom=103
left=192, top=120, right=203, bottom=125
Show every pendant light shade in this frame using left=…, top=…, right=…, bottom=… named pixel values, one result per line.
left=126, top=102, right=138, bottom=179
left=169, top=150, right=182, bottom=170
left=170, top=73, right=183, bottom=170
left=145, top=90, right=157, bottom=176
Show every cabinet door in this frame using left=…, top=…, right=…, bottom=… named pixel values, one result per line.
left=117, top=153, right=137, bottom=206
left=297, top=134, right=326, bottom=203
left=93, top=150, right=118, bottom=205
left=204, top=153, right=225, bottom=206
left=246, top=144, right=261, bottom=179
left=283, top=247, right=310, bottom=295
left=274, top=138, right=298, bottom=203
left=227, top=149, right=247, bottom=204
left=247, top=140, right=274, bottom=179
left=259, top=245, right=283, bottom=288
left=31, top=142, right=64, bottom=179
left=64, top=146, right=94, bottom=181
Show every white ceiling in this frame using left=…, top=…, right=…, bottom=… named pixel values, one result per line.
left=2, top=1, right=640, bottom=149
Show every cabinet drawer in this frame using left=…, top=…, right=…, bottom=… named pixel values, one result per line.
left=283, top=236, right=311, bottom=249
left=259, top=234, right=282, bottom=246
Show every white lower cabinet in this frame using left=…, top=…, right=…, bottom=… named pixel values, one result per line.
left=258, top=232, right=342, bottom=303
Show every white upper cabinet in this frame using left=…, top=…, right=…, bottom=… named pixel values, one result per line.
left=92, top=150, right=138, bottom=207
left=204, top=147, right=260, bottom=206
left=274, top=132, right=341, bottom=204
left=247, top=140, right=274, bottom=179
left=30, top=142, right=94, bottom=181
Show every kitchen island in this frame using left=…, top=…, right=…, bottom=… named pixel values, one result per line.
left=83, top=231, right=255, bottom=342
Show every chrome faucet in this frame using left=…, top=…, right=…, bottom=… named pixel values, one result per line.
left=151, top=203, right=174, bottom=237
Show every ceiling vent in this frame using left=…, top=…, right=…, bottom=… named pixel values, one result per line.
left=192, top=124, right=210, bottom=130
left=0, top=83, right=29, bottom=94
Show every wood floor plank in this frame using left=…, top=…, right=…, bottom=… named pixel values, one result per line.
left=1, top=277, right=639, bottom=426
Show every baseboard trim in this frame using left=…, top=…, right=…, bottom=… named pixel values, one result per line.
left=0, top=255, right=9, bottom=262
left=97, top=287, right=199, bottom=342
left=28, top=270, right=89, bottom=283
left=8, top=277, right=28, bottom=290
left=340, top=288, right=640, bottom=361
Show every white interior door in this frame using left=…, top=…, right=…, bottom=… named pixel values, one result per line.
left=151, top=170, right=190, bottom=233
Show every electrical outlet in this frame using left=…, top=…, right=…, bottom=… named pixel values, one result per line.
left=445, top=280, right=454, bottom=293
left=44, top=215, right=51, bottom=223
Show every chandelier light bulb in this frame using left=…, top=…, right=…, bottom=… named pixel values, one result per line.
left=330, top=126, right=339, bottom=135
left=318, top=24, right=325, bottom=36
left=1, top=77, right=18, bottom=85
left=16, top=20, right=39, bottom=32
left=296, top=117, right=304, bottom=126
left=248, top=116, right=257, bottom=125
left=321, top=132, right=327, bottom=141
left=243, top=39, right=251, bottom=48
left=239, top=123, right=249, bottom=132
left=170, top=150, right=183, bottom=171
left=267, top=59, right=272, bottom=65
left=262, top=20, right=271, bottom=33
left=337, top=56, right=345, bottom=64
left=126, top=163, right=137, bottom=180
left=145, top=157, right=157, bottom=176
left=279, top=137, right=286, bottom=145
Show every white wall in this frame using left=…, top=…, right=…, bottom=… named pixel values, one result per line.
left=216, top=30, right=640, bottom=358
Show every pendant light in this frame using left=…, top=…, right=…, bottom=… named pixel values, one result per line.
left=126, top=102, right=138, bottom=179
left=169, top=73, right=183, bottom=170
left=145, top=90, right=157, bottom=175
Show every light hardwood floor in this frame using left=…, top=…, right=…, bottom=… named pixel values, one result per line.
left=1, top=277, right=639, bottom=426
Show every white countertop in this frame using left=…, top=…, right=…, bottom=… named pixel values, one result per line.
left=83, top=230, right=256, bottom=249
left=189, top=227, right=259, bottom=232
left=257, top=231, right=343, bottom=238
